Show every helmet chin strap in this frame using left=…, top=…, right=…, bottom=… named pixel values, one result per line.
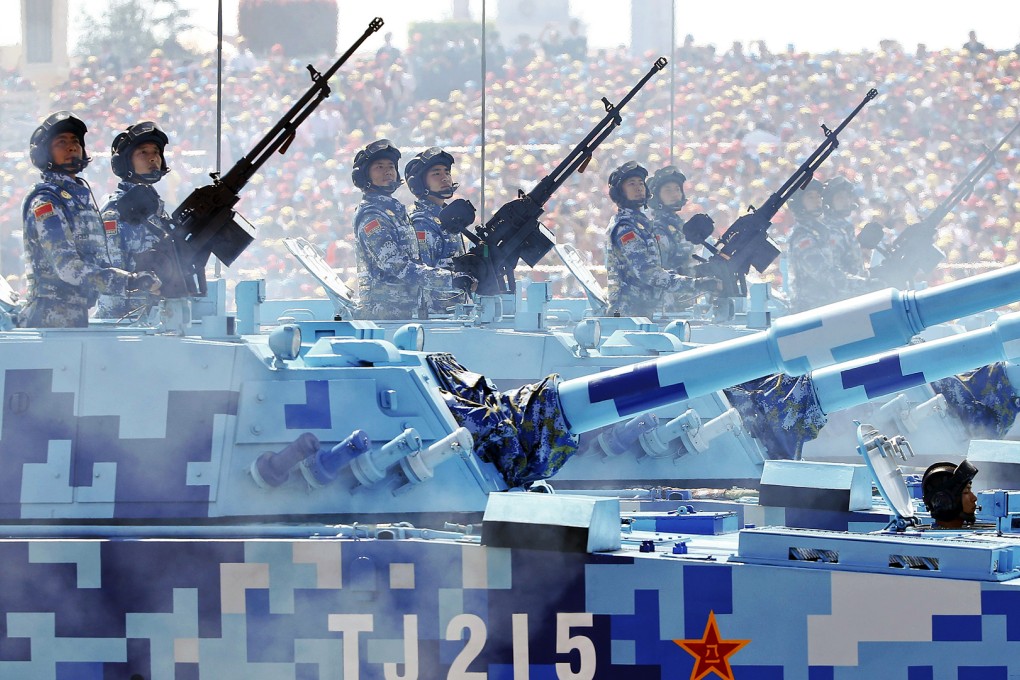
left=368, top=179, right=403, bottom=195
left=50, top=157, right=90, bottom=174
left=426, top=182, right=458, bottom=200
left=127, top=169, right=168, bottom=185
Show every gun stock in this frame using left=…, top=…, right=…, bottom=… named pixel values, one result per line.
left=870, top=117, right=1020, bottom=287
left=453, top=57, right=668, bottom=297
left=152, top=17, right=384, bottom=297
left=689, top=88, right=878, bottom=305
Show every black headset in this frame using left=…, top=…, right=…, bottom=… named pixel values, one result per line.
left=922, top=460, right=978, bottom=521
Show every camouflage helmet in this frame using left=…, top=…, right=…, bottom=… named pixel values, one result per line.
left=110, top=121, right=170, bottom=184
left=404, top=147, right=457, bottom=199
left=647, top=166, right=688, bottom=211
left=352, top=138, right=402, bottom=193
left=608, top=161, right=648, bottom=208
left=29, top=111, right=91, bottom=173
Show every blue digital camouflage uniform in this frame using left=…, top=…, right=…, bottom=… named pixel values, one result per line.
left=20, top=171, right=133, bottom=328
left=606, top=206, right=697, bottom=317
left=427, top=353, right=578, bottom=487
left=409, top=198, right=464, bottom=314
left=96, top=182, right=171, bottom=318
left=354, top=192, right=454, bottom=319
left=787, top=213, right=870, bottom=312
left=650, top=207, right=696, bottom=313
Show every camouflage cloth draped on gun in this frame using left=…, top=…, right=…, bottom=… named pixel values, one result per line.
left=930, top=362, right=1020, bottom=439
left=427, top=353, right=578, bottom=487
left=723, top=373, right=828, bottom=460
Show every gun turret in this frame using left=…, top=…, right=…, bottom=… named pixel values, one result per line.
left=140, top=18, right=385, bottom=297
left=868, top=118, right=1020, bottom=287
left=684, top=88, right=877, bottom=313
left=452, top=57, right=668, bottom=297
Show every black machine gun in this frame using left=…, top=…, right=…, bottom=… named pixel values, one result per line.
left=138, top=18, right=385, bottom=298
left=451, top=57, right=669, bottom=297
left=865, top=117, right=1020, bottom=287
left=683, top=88, right=878, bottom=306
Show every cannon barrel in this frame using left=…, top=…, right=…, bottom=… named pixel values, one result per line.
left=557, top=264, right=1020, bottom=434
left=811, top=312, right=1020, bottom=415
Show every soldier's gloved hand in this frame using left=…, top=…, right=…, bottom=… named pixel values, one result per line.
left=118, top=184, right=160, bottom=223
left=693, top=276, right=723, bottom=293
left=452, top=272, right=478, bottom=292
left=682, top=213, right=715, bottom=244
left=127, top=271, right=162, bottom=294
left=439, top=199, right=476, bottom=234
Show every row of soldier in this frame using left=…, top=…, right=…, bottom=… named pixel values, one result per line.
left=21, top=110, right=877, bottom=328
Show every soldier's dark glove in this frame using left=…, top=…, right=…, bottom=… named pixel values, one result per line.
left=118, top=184, right=160, bottom=223
left=682, top=213, right=715, bottom=244
left=857, top=221, right=885, bottom=249
left=127, top=271, right=162, bottom=294
left=452, top=272, right=477, bottom=292
left=693, top=276, right=723, bottom=292
left=439, top=199, right=476, bottom=234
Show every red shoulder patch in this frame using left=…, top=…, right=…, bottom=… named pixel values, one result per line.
left=620, top=230, right=637, bottom=244
left=33, top=202, right=54, bottom=220
left=104, top=219, right=118, bottom=234
left=363, top=219, right=381, bottom=235
left=416, top=231, right=427, bottom=242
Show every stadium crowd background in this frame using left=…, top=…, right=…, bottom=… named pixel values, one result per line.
left=0, top=23, right=1019, bottom=303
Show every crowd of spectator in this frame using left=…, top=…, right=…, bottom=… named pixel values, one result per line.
left=1, top=22, right=1019, bottom=305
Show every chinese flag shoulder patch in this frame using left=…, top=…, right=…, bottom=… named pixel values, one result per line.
left=364, top=219, right=381, bottom=235
left=33, top=202, right=54, bottom=220
left=104, top=219, right=118, bottom=234
left=620, top=230, right=637, bottom=244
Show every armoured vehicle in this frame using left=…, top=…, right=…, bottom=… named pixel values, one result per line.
left=3, top=263, right=1020, bottom=676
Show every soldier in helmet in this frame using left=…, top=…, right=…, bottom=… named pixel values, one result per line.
left=787, top=177, right=869, bottom=312
left=605, top=161, right=718, bottom=318
left=96, top=121, right=173, bottom=319
left=404, top=146, right=474, bottom=314
left=922, top=460, right=979, bottom=529
left=647, top=165, right=698, bottom=313
left=352, top=139, right=472, bottom=319
left=20, top=111, right=161, bottom=328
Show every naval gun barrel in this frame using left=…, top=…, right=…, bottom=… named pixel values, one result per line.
left=810, top=312, right=1020, bottom=415
left=556, top=264, right=1020, bottom=434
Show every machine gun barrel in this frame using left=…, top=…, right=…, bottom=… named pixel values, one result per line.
left=454, top=57, right=668, bottom=296
left=555, top=261, right=1020, bottom=434
left=688, top=88, right=877, bottom=301
left=155, top=18, right=384, bottom=297
left=870, top=117, right=1020, bottom=287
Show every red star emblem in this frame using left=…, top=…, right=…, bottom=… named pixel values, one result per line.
left=674, top=611, right=750, bottom=680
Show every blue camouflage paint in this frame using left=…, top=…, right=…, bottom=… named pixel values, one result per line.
left=284, top=380, right=332, bottom=430
left=0, top=368, right=237, bottom=519
left=839, top=354, right=927, bottom=399
left=587, top=362, right=689, bottom=419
